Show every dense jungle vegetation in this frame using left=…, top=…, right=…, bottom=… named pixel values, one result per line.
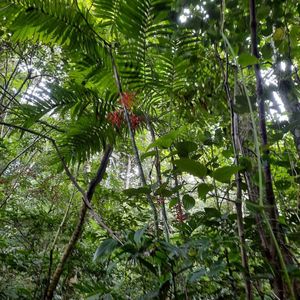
left=0, top=0, right=300, bottom=299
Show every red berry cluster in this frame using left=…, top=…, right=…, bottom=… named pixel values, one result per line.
left=107, top=92, right=142, bottom=130
left=107, top=109, right=123, bottom=128
left=120, top=92, right=135, bottom=109
left=175, top=203, right=186, bottom=223
left=129, top=114, right=141, bottom=130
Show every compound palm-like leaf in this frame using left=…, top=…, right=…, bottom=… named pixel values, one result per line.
left=10, top=80, right=117, bottom=163
left=0, top=0, right=213, bottom=164
left=0, top=0, right=105, bottom=57
left=55, top=113, right=114, bottom=164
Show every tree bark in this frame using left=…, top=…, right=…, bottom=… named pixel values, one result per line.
left=249, top=1, right=299, bottom=298
left=223, top=61, right=253, bottom=300
left=110, top=50, right=159, bottom=237
left=277, top=65, right=300, bottom=158
left=145, top=115, right=170, bottom=242
left=45, top=145, right=112, bottom=300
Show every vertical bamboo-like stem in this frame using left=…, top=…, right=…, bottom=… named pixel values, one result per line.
left=74, top=0, right=159, bottom=237
left=125, top=155, right=131, bottom=189
left=249, top=0, right=296, bottom=298
left=170, top=154, right=184, bottom=224
left=145, top=115, right=170, bottom=242
left=109, top=49, right=159, bottom=237
left=224, top=62, right=253, bottom=299
left=45, top=188, right=76, bottom=297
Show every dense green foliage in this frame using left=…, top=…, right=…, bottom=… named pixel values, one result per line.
left=0, top=0, right=300, bottom=299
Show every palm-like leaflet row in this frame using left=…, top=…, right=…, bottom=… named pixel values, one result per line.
left=0, top=0, right=207, bottom=164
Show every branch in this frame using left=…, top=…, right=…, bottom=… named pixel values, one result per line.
left=0, top=121, right=53, bottom=140
left=0, top=121, right=121, bottom=243
left=74, top=0, right=111, bottom=49
left=110, top=49, right=159, bottom=237
left=0, top=135, right=42, bottom=176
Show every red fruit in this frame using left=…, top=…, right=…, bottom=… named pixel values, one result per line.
left=120, top=92, right=135, bottom=110
left=107, top=109, right=124, bottom=128
left=129, top=114, right=141, bottom=130
left=175, top=203, right=186, bottom=222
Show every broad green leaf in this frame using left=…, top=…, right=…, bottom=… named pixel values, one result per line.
left=290, top=26, right=300, bottom=48
left=204, top=207, right=221, bottom=218
left=211, top=166, right=243, bottom=183
left=141, top=150, right=157, bottom=161
left=182, top=194, right=195, bottom=210
left=222, top=149, right=233, bottom=158
left=174, top=158, right=207, bottom=178
left=261, top=43, right=273, bottom=59
left=169, top=198, right=179, bottom=208
left=189, top=268, right=206, bottom=282
left=147, top=127, right=184, bottom=150
left=239, top=156, right=252, bottom=171
left=155, top=185, right=174, bottom=197
left=238, top=53, right=258, bottom=67
left=233, top=95, right=256, bottom=114
left=134, top=226, right=147, bottom=246
left=93, top=239, right=119, bottom=261
left=275, top=179, right=291, bottom=190
left=123, top=186, right=151, bottom=197
left=197, top=183, right=213, bottom=199
left=175, top=141, right=197, bottom=157
left=137, top=257, right=157, bottom=275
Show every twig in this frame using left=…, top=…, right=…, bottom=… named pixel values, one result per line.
left=0, top=135, right=42, bottom=176
left=0, top=121, right=121, bottom=242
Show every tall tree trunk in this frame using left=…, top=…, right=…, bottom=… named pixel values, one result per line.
left=110, top=50, right=159, bottom=237
left=125, top=155, right=131, bottom=189
left=277, top=64, right=300, bottom=158
left=45, top=145, right=112, bottom=300
left=145, top=115, right=170, bottom=242
left=237, top=121, right=295, bottom=299
left=223, top=60, right=253, bottom=300
left=249, top=1, right=298, bottom=298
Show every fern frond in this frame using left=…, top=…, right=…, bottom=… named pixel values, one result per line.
left=112, top=0, right=173, bottom=89
left=56, top=114, right=114, bottom=164
left=0, top=0, right=105, bottom=57
left=13, top=82, right=116, bottom=130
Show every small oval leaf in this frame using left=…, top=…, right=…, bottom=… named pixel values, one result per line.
left=211, top=166, right=243, bottom=183
left=197, top=183, right=214, bottom=199
left=174, top=158, right=207, bottom=178
left=183, top=194, right=195, bottom=210
left=238, top=53, right=258, bottom=67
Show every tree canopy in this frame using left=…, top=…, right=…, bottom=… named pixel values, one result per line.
left=0, top=0, right=300, bottom=299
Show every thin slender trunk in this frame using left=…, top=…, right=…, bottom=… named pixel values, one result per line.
left=249, top=1, right=298, bottom=298
left=110, top=50, right=159, bottom=237
left=45, top=202, right=88, bottom=300
left=171, top=154, right=185, bottom=225
left=125, top=155, right=131, bottom=189
left=44, top=189, right=75, bottom=297
left=277, top=65, right=300, bottom=158
left=223, top=61, right=253, bottom=299
left=45, top=146, right=112, bottom=300
left=145, top=115, right=170, bottom=242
